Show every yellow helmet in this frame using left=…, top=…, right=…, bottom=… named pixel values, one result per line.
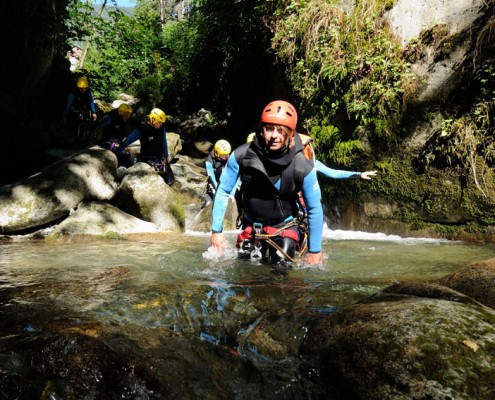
left=246, top=132, right=256, bottom=143
left=149, top=108, right=166, bottom=124
left=76, top=77, right=89, bottom=89
left=213, top=140, right=231, bottom=158
left=118, top=103, right=133, bottom=116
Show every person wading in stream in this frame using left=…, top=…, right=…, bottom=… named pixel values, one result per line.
left=248, top=131, right=378, bottom=181
left=209, top=100, right=324, bottom=269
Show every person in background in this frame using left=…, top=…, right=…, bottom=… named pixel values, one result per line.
left=62, top=76, right=97, bottom=138
left=210, top=100, right=324, bottom=267
left=89, top=103, right=133, bottom=150
left=204, top=140, right=236, bottom=206
left=67, top=44, right=83, bottom=72
left=114, top=108, right=174, bottom=185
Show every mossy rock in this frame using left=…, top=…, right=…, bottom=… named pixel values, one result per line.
left=302, top=282, right=495, bottom=399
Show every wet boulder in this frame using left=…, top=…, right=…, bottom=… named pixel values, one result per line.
left=46, top=201, right=163, bottom=240
left=437, top=257, right=495, bottom=310
left=180, top=140, right=212, bottom=159
left=167, top=132, right=183, bottom=159
left=170, top=155, right=209, bottom=204
left=0, top=147, right=117, bottom=233
left=113, top=163, right=185, bottom=231
left=301, top=282, right=495, bottom=400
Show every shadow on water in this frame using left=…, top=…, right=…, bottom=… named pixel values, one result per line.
left=1, top=232, right=495, bottom=399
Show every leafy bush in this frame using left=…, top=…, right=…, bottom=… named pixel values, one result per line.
left=271, top=0, right=410, bottom=164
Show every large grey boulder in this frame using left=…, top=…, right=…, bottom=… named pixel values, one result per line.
left=187, top=199, right=239, bottom=233
left=0, top=147, right=117, bottom=233
left=170, top=155, right=209, bottom=203
left=112, top=163, right=184, bottom=231
left=47, top=201, right=162, bottom=239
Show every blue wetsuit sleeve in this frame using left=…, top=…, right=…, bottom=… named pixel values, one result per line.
left=211, top=153, right=240, bottom=232
left=63, top=93, right=75, bottom=118
left=205, top=160, right=218, bottom=188
left=162, top=129, right=169, bottom=158
left=89, top=115, right=111, bottom=140
left=115, top=129, right=141, bottom=154
left=88, top=90, right=97, bottom=114
left=229, top=177, right=240, bottom=197
left=316, top=160, right=360, bottom=179
left=302, top=167, right=323, bottom=253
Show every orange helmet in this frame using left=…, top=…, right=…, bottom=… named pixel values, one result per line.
left=261, top=100, right=297, bottom=131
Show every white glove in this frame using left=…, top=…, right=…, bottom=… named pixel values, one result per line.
left=360, top=170, right=377, bottom=180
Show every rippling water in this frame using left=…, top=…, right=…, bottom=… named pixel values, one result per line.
left=2, top=228, right=495, bottom=332
left=1, top=228, right=495, bottom=398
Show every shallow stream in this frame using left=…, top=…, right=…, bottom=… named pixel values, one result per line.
left=1, top=228, right=495, bottom=398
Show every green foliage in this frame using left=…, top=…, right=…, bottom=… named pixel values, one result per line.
left=65, top=0, right=276, bottom=116
left=163, top=0, right=274, bottom=113
left=271, top=0, right=410, bottom=162
left=66, top=0, right=96, bottom=41
left=311, top=124, right=363, bottom=166
left=65, top=0, right=172, bottom=102
left=160, top=19, right=202, bottom=110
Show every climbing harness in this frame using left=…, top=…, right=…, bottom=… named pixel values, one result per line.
left=236, top=216, right=308, bottom=264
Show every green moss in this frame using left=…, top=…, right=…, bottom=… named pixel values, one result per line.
left=168, top=193, right=185, bottom=231
left=45, top=232, right=61, bottom=242
left=103, top=231, right=122, bottom=240
left=322, top=150, right=495, bottom=240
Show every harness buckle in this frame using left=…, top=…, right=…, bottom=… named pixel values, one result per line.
left=250, top=242, right=263, bottom=261
left=250, top=222, right=263, bottom=261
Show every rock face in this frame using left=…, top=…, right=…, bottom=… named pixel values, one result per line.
left=386, top=0, right=485, bottom=103
left=323, top=0, right=495, bottom=241
left=386, top=0, right=485, bottom=45
left=0, top=147, right=117, bottom=233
